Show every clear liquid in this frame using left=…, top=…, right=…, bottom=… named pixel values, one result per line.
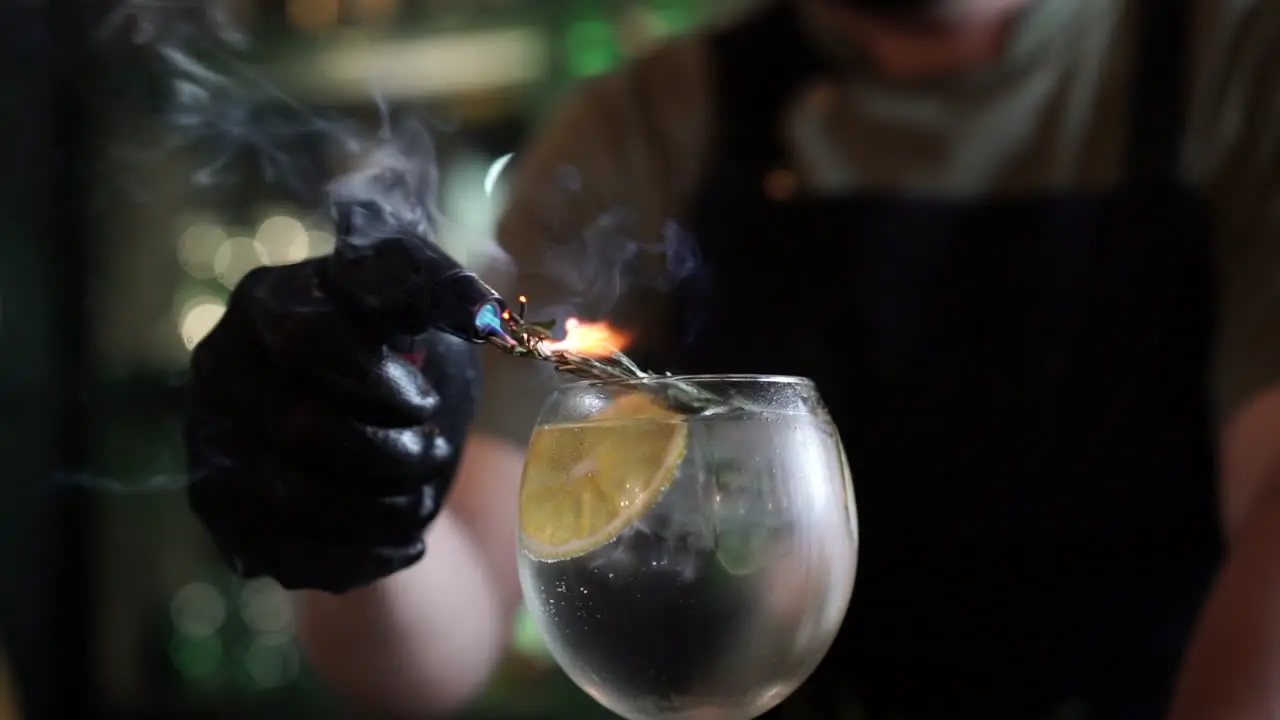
left=519, top=410, right=858, bottom=720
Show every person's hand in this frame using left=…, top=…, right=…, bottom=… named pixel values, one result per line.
left=183, top=259, right=481, bottom=594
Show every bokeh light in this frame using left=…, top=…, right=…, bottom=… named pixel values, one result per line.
left=178, top=222, right=228, bottom=280
left=169, top=633, right=224, bottom=679
left=170, top=582, right=228, bottom=637
left=213, top=237, right=268, bottom=288
left=244, top=633, right=301, bottom=688
left=484, top=153, right=514, bottom=198
left=256, top=215, right=311, bottom=266
left=239, top=579, right=294, bottom=634
left=179, top=300, right=227, bottom=350
left=513, top=605, right=552, bottom=662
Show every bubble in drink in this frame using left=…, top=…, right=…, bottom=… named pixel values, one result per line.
left=518, top=407, right=857, bottom=720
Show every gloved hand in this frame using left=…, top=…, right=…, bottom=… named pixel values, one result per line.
left=184, top=259, right=481, bottom=594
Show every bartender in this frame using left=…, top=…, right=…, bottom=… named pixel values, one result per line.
left=184, top=0, right=1280, bottom=717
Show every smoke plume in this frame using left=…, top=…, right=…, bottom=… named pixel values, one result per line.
left=79, top=0, right=706, bottom=494
left=82, top=0, right=444, bottom=496
left=501, top=160, right=706, bottom=344
left=99, top=0, right=438, bottom=225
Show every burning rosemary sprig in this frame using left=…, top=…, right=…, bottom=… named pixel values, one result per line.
left=484, top=295, right=729, bottom=414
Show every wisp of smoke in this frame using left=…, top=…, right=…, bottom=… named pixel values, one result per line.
left=510, top=164, right=706, bottom=343
left=82, top=0, right=448, bottom=495
left=99, top=0, right=442, bottom=212
left=56, top=472, right=190, bottom=495
left=83, top=0, right=707, bottom=496
left=531, top=211, right=703, bottom=323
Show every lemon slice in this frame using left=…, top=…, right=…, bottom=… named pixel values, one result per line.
left=520, top=392, right=689, bottom=560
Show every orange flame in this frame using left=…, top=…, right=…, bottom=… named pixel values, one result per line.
left=543, top=318, right=630, bottom=358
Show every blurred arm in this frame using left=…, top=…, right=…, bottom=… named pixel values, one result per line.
left=293, top=37, right=710, bottom=716
left=1167, top=10, right=1280, bottom=719
left=295, top=435, right=524, bottom=715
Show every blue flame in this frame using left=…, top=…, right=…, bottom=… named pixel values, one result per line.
left=474, top=301, right=509, bottom=340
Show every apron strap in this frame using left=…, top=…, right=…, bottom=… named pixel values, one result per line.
left=1126, top=0, right=1192, bottom=187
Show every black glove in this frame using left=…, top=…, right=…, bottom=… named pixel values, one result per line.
left=184, top=259, right=481, bottom=594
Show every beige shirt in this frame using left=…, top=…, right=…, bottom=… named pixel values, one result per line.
left=476, top=0, right=1280, bottom=445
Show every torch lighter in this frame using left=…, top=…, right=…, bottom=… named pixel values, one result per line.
left=316, top=200, right=726, bottom=416
left=319, top=199, right=509, bottom=364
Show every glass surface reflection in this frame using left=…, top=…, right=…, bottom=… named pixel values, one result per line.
left=517, top=375, right=858, bottom=720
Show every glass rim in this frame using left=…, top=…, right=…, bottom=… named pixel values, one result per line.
left=562, top=373, right=816, bottom=391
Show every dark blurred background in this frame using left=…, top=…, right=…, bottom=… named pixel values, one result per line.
left=0, top=1, right=750, bottom=717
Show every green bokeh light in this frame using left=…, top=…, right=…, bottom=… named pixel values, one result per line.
left=169, top=633, right=224, bottom=678
left=243, top=633, right=301, bottom=688
left=565, top=20, right=619, bottom=77
left=512, top=605, right=552, bottom=661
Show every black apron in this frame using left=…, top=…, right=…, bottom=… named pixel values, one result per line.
left=649, top=0, right=1224, bottom=717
